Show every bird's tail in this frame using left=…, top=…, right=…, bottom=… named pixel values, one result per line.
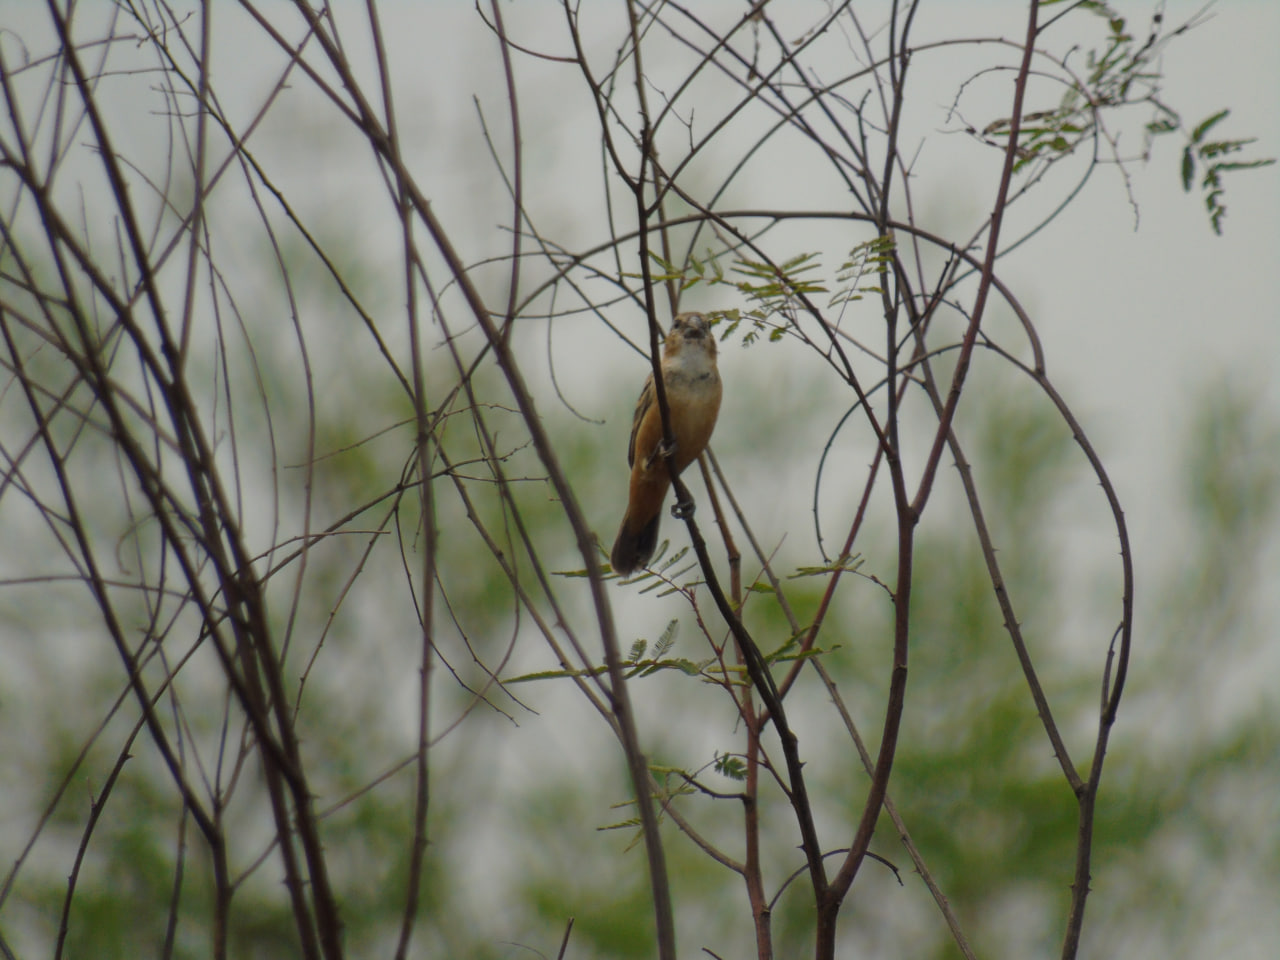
left=610, top=512, right=660, bottom=576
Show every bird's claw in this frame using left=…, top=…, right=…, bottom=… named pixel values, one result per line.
left=644, top=438, right=678, bottom=470
left=671, top=498, right=695, bottom=520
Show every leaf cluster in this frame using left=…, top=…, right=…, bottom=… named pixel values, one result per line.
left=1178, top=109, right=1275, bottom=235
left=642, top=237, right=893, bottom=346
left=985, top=3, right=1274, bottom=231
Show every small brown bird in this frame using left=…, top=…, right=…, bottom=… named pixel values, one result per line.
left=611, top=312, right=722, bottom=576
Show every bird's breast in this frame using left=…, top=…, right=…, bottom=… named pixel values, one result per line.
left=663, top=367, right=722, bottom=475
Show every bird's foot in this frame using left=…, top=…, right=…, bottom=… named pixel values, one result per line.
left=644, top=438, right=678, bottom=470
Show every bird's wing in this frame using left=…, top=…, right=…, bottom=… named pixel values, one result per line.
left=628, top=372, right=655, bottom=468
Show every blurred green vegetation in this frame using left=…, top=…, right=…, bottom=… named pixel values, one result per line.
left=3, top=336, right=1277, bottom=959
left=3, top=175, right=1277, bottom=960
